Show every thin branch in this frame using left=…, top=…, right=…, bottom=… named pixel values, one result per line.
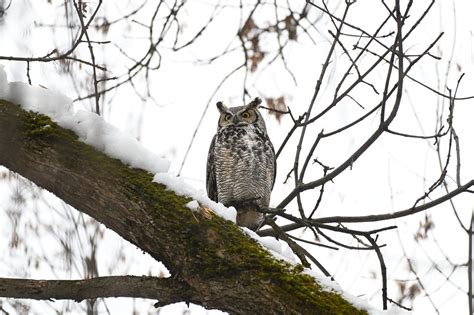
left=283, top=179, right=474, bottom=227
left=292, top=0, right=352, bottom=219
left=0, top=0, right=103, bottom=64
left=277, top=32, right=442, bottom=209
left=177, top=63, right=245, bottom=176
left=73, top=0, right=103, bottom=115
left=469, top=212, right=473, bottom=315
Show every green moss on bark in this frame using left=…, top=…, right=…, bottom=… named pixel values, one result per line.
left=21, top=110, right=59, bottom=138
left=115, top=171, right=367, bottom=314
left=0, top=99, right=368, bottom=314
left=111, top=161, right=366, bottom=314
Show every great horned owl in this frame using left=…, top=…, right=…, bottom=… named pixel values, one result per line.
left=206, top=97, right=276, bottom=230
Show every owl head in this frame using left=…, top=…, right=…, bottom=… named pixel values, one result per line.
left=216, top=97, right=267, bottom=131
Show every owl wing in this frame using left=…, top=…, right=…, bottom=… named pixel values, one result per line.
left=206, top=135, right=218, bottom=202
left=269, top=136, right=277, bottom=190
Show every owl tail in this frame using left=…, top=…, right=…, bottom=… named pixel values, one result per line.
left=236, top=206, right=264, bottom=231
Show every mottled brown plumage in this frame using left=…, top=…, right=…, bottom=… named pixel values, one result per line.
left=206, top=97, right=275, bottom=230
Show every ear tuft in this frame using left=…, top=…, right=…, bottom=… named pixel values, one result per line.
left=248, top=97, right=262, bottom=108
left=216, top=101, right=228, bottom=113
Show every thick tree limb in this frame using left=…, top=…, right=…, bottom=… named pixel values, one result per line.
left=0, top=100, right=366, bottom=314
left=0, top=276, right=190, bottom=305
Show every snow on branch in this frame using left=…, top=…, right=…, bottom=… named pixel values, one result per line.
left=0, top=65, right=169, bottom=174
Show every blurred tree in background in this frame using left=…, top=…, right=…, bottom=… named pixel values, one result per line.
left=0, top=0, right=473, bottom=314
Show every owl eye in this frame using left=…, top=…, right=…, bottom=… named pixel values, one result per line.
left=224, top=114, right=232, bottom=121
left=241, top=111, right=250, bottom=119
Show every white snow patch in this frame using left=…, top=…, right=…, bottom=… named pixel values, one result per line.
left=304, top=268, right=411, bottom=315
left=242, top=228, right=298, bottom=264
left=0, top=65, right=170, bottom=174
left=258, top=236, right=282, bottom=253
left=153, top=173, right=237, bottom=223
left=185, top=200, right=200, bottom=212
left=5, top=82, right=73, bottom=118
left=0, top=65, right=9, bottom=97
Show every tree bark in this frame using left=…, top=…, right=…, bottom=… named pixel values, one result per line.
left=0, top=100, right=366, bottom=315
left=0, top=276, right=189, bottom=305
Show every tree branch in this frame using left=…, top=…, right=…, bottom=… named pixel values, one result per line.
left=259, top=179, right=474, bottom=236
left=0, top=276, right=191, bottom=305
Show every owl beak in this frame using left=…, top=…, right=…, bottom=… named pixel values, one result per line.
left=232, top=116, right=240, bottom=124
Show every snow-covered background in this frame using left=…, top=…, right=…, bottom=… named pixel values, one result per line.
left=1, top=0, right=474, bottom=314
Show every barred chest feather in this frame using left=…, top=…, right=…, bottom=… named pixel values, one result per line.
left=213, top=124, right=274, bottom=208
